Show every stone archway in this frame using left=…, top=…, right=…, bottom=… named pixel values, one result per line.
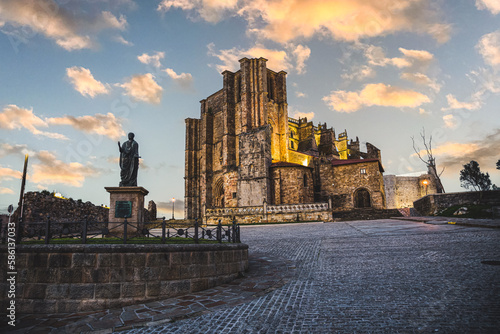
left=213, top=178, right=225, bottom=208
left=354, top=188, right=371, bottom=208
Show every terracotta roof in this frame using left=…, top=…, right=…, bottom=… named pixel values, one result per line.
left=330, top=158, right=384, bottom=172
left=270, top=161, right=312, bottom=168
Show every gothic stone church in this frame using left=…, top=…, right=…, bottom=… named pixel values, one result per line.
left=185, top=58, right=386, bottom=220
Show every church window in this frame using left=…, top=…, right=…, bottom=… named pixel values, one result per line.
left=232, top=192, right=237, bottom=199
left=291, top=141, right=295, bottom=149
left=303, top=174, right=307, bottom=187
left=360, top=168, right=366, bottom=175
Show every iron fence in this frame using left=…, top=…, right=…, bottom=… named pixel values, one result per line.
left=0, top=216, right=241, bottom=245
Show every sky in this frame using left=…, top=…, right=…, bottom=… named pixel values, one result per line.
left=0, top=0, right=499, bottom=218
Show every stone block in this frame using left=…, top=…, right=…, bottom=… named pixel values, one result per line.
left=146, top=253, right=170, bottom=267
left=59, top=268, right=82, bottom=283
left=72, top=253, right=96, bottom=267
left=68, top=284, right=95, bottom=299
left=190, top=278, right=210, bottom=292
left=56, top=300, right=82, bottom=313
left=23, top=284, right=47, bottom=299
left=160, top=280, right=190, bottom=297
left=97, top=253, right=123, bottom=267
left=46, top=284, right=70, bottom=299
left=124, top=253, right=146, bottom=267
left=48, top=253, right=72, bottom=268
left=199, top=264, right=216, bottom=278
left=160, top=266, right=180, bottom=280
left=180, top=264, right=200, bottom=279
left=33, top=253, right=49, bottom=267
left=95, top=283, right=121, bottom=299
left=121, top=283, right=145, bottom=298
left=146, top=282, right=161, bottom=297
left=109, top=268, right=125, bottom=282
left=35, top=268, right=59, bottom=283
left=80, top=299, right=107, bottom=312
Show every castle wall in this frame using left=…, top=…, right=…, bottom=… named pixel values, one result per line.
left=384, top=173, right=438, bottom=209
left=270, top=166, right=314, bottom=204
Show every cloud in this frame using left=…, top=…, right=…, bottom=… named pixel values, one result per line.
left=476, top=30, right=500, bottom=67
left=441, top=94, right=481, bottom=111
left=476, top=0, right=500, bottom=15
left=290, top=110, right=315, bottom=120
left=238, top=0, right=451, bottom=43
left=31, top=151, right=101, bottom=187
left=207, top=43, right=311, bottom=74
left=66, top=67, right=111, bottom=98
left=114, top=35, right=133, bottom=46
left=157, top=0, right=238, bottom=23
left=47, top=113, right=125, bottom=140
left=0, top=143, right=32, bottom=158
left=138, top=51, right=165, bottom=68
left=164, top=68, right=194, bottom=89
left=443, top=114, right=458, bottom=129
left=0, top=0, right=129, bottom=51
left=364, top=45, right=433, bottom=69
left=0, top=187, right=14, bottom=194
left=400, top=72, right=441, bottom=92
left=0, top=105, right=67, bottom=139
left=119, top=74, right=163, bottom=104
left=0, top=166, right=22, bottom=181
left=323, top=83, right=430, bottom=112
left=428, top=129, right=500, bottom=174
left=295, top=91, right=307, bottom=98
left=341, top=65, right=375, bottom=81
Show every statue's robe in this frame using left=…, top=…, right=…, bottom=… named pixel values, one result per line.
left=119, top=140, right=139, bottom=186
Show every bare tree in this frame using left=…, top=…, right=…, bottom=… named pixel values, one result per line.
left=411, top=128, right=445, bottom=193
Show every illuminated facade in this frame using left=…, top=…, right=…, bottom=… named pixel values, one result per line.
left=185, top=58, right=386, bottom=220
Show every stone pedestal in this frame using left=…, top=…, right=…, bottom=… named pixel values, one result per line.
left=105, top=186, right=149, bottom=238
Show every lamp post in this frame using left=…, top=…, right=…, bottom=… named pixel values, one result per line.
left=422, top=180, right=429, bottom=195
left=171, top=198, right=175, bottom=220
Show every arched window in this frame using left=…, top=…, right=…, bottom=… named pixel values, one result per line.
left=354, top=188, right=371, bottom=208
left=303, top=173, right=307, bottom=187
left=291, top=141, right=295, bottom=149
left=213, top=178, right=224, bottom=208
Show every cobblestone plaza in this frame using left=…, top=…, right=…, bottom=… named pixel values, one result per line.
left=127, top=219, right=500, bottom=333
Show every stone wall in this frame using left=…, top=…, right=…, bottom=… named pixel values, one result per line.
left=270, top=165, right=314, bottom=204
left=0, top=243, right=248, bottom=314
left=22, top=192, right=108, bottom=224
left=205, top=203, right=332, bottom=224
left=384, top=173, right=437, bottom=209
left=413, top=190, right=500, bottom=216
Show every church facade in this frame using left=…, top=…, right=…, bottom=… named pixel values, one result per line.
left=185, top=57, right=386, bottom=221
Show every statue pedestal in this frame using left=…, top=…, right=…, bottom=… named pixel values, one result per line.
left=105, top=186, right=149, bottom=238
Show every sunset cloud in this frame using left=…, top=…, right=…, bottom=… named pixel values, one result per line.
left=0, top=0, right=129, bottom=51
left=323, top=83, right=430, bottom=112
left=400, top=72, right=441, bottom=92
left=341, top=65, right=375, bottom=81
left=31, top=151, right=101, bottom=187
left=0, top=105, right=67, bottom=140
left=164, top=68, right=194, bottom=89
left=168, top=0, right=451, bottom=43
left=441, top=94, right=481, bottom=111
left=476, top=0, right=500, bottom=15
left=476, top=30, right=500, bottom=67
left=119, top=74, right=163, bottom=104
left=208, top=43, right=311, bottom=74
left=138, top=51, right=165, bottom=68
left=47, top=113, right=125, bottom=140
left=0, top=166, right=22, bottom=181
left=0, top=143, right=31, bottom=158
left=66, top=67, right=110, bottom=98
left=426, top=129, right=500, bottom=174
left=443, top=114, right=458, bottom=129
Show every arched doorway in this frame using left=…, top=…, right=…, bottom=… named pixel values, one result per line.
left=354, top=188, right=371, bottom=208
left=213, top=178, right=224, bottom=207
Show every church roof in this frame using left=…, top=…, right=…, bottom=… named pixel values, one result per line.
left=330, top=158, right=384, bottom=172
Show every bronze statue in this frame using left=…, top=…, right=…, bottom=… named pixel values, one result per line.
left=118, top=132, right=140, bottom=186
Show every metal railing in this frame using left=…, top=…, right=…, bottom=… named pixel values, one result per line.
left=1, top=216, right=241, bottom=245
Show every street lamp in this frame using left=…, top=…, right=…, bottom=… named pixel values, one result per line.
left=422, top=180, right=429, bottom=195
left=171, top=198, right=175, bottom=220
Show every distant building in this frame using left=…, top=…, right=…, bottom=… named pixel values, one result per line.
left=185, top=58, right=386, bottom=221
left=384, top=168, right=438, bottom=209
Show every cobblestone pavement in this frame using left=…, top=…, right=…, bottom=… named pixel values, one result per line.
left=124, top=219, right=500, bottom=334
left=3, top=219, right=500, bottom=333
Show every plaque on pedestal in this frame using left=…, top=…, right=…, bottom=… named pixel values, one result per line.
left=105, top=186, right=149, bottom=237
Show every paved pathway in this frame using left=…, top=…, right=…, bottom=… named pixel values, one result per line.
left=126, top=219, right=500, bottom=333
left=4, top=218, right=500, bottom=333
